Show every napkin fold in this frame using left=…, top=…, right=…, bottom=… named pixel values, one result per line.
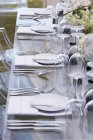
left=33, top=53, right=62, bottom=65
left=8, top=94, right=70, bottom=116
left=14, top=54, right=62, bottom=68
left=17, top=27, right=52, bottom=36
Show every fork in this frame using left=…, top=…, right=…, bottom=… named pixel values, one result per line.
left=13, top=70, right=53, bottom=76
left=9, top=87, right=54, bottom=96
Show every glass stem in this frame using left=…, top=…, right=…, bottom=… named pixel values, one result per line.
left=62, top=38, right=64, bottom=53
left=75, top=79, right=77, bottom=99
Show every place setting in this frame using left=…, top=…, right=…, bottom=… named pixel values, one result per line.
left=19, top=9, right=52, bottom=20
left=17, top=24, right=54, bottom=38
left=7, top=93, right=71, bottom=130
left=13, top=53, right=65, bottom=74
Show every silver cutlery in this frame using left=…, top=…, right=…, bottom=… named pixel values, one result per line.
left=9, top=86, right=54, bottom=96
left=9, top=88, right=41, bottom=95
left=9, top=87, right=38, bottom=91
left=13, top=70, right=52, bottom=75
left=16, top=51, right=34, bottom=55
left=9, top=88, right=54, bottom=96
left=7, top=120, right=66, bottom=124
left=13, top=69, right=38, bottom=71
left=7, top=123, right=62, bottom=127
left=19, top=16, right=41, bottom=22
left=7, top=126, right=62, bottom=130
left=9, top=91, right=39, bottom=96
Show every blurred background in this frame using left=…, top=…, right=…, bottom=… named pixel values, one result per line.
left=0, top=0, right=59, bottom=46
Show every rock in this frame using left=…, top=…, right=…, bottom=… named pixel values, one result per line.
left=79, top=34, right=93, bottom=62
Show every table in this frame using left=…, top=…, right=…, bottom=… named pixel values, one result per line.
left=2, top=8, right=93, bottom=140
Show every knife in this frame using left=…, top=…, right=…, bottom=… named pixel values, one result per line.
left=7, top=126, right=62, bottom=130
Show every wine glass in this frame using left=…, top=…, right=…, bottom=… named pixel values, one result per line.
left=71, top=32, right=85, bottom=45
left=46, top=5, right=58, bottom=24
left=71, top=25, right=84, bottom=33
left=68, top=44, right=78, bottom=57
left=46, top=5, right=55, bottom=13
left=56, top=2, right=63, bottom=19
left=67, top=52, right=86, bottom=100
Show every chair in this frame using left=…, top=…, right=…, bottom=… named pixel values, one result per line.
left=0, top=27, right=14, bottom=103
left=0, top=27, right=13, bottom=69
left=0, top=0, right=27, bottom=8
left=0, top=27, right=14, bottom=138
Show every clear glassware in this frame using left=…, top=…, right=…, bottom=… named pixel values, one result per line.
left=59, top=17, right=69, bottom=28
left=68, top=43, right=78, bottom=57
left=47, top=5, right=58, bottom=25
left=86, top=70, right=93, bottom=90
left=71, top=32, right=85, bottom=45
left=56, top=2, right=63, bottom=18
left=46, top=5, right=58, bottom=24
left=67, top=52, right=86, bottom=100
left=46, top=5, right=55, bottom=14
left=71, top=25, right=84, bottom=33
left=84, top=100, right=93, bottom=116
left=51, top=24, right=61, bottom=34
left=55, top=54, right=69, bottom=96
left=57, top=33, right=70, bottom=54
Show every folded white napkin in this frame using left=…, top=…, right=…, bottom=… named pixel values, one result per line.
left=14, top=54, right=62, bottom=68
left=20, top=10, right=35, bottom=16
left=8, top=94, right=71, bottom=116
left=17, top=27, right=40, bottom=35
left=17, top=27, right=53, bottom=36
left=33, top=53, right=62, bottom=65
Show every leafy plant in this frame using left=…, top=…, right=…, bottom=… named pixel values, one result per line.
left=27, top=0, right=43, bottom=8
left=65, top=0, right=93, bottom=34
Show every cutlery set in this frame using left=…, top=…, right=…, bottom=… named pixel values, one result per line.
left=9, top=87, right=54, bottom=96
left=7, top=120, right=66, bottom=130
left=13, top=69, right=53, bottom=75
left=7, top=126, right=62, bottom=130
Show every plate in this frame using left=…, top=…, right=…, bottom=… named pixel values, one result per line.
left=33, top=53, right=62, bottom=65
left=33, top=105, right=65, bottom=112
left=35, top=11, right=51, bottom=15
left=31, top=94, right=68, bottom=112
left=30, top=25, right=52, bottom=33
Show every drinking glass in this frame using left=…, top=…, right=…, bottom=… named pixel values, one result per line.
left=71, top=25, right=84, bottom=33
left=57, top=34, right=70, bottom=54
left=56, top=2, right=63, bottom=23
left=67, top=52, right=86, bottom=100
left=71, top=32, right=85, bottom=45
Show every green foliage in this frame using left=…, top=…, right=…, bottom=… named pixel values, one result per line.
left=66, top=3, right=93, bottom=34
left=27, top=0, right=43, bottom=8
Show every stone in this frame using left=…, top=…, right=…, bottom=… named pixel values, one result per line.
left=79, top=33, right=93, bottom=62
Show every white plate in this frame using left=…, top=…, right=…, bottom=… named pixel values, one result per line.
left=30, top=25, right=52, bottom=33
left=31, top=94, right=68, bottom=112
left=35, top=10, right=51, bottom=15
left=33, top=105, right=65, bottom=112
left=33, top=53, right=62, bottom=65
